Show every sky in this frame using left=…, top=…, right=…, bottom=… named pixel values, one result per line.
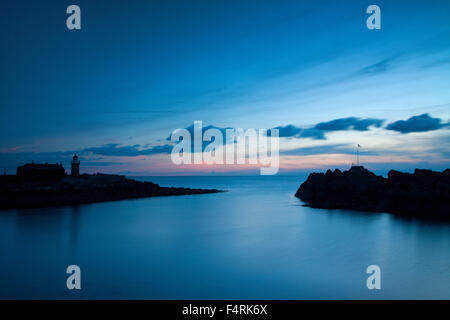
left=0, top=0, right=449, bottom=175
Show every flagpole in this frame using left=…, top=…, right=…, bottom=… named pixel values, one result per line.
left=357, top=144, right=360, bottom=166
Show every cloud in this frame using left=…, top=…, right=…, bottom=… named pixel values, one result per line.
left=167, top=123, right=232, bottom=141
left=0, top=143, right=174, bottom=173
left=314, top=117, right=384, bottom=132
left=421, top=57, right=450, bottom=70
left=275, top=114, right=448, bottom=139
left=282, top=144, right=352, bottom=156
left=272, top=117, right=384, bottom=140
left=273, top=125, right=302, bottom=138
left=167, top=123, right=237, bottom=152
left=386, top=113, right=449, bottom=133
left=281, top=144, right=381, bottom=156
left=84, top=143, right=173, bottom=157
left=357, top=56, right=397, bottom=75
left=298, top=128, right=326, bottom=140
left=0, top=150, right=129, bottom=173
left=271, top=125, right=326, bottom=139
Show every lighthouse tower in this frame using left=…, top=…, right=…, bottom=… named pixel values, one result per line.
left=71, top=154, right=80, bottom=177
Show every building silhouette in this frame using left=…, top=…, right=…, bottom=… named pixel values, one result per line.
left=16, top=161, right=65, bottom=181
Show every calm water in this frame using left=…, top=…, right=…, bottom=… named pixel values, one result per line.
left=0, top=176, right=449, bottom=299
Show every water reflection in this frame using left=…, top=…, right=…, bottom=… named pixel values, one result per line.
left=0, top=176, right=449, bottom=299
left=69, top=205, right=82, bottom=250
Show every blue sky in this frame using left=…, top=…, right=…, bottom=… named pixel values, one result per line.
left=0, top=0, right=449, bottom=175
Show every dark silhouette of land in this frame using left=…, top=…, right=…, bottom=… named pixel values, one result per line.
left=296, top=166, right=450, bottom=219
left=0, top=159, right=223, bottom=209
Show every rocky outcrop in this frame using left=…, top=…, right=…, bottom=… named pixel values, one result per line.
left=295, top=166, right=450, bottom=218
left=0, top=174, right=223, bottom=209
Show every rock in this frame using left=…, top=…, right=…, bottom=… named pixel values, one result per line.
left=0, top=174, right=224, bottom=209
left=295, top=166, right=450, bottom=219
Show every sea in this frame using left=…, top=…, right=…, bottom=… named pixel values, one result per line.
left=0, top=176, right=449, bottom=299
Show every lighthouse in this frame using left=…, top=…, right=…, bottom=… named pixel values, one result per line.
left=71, top=154, right=80, bottom=177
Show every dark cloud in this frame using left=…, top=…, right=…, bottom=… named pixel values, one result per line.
left=167, top=124, right=232, bottom=141
left=280, top=143, right=434, bottom=158
left=386, top=113, right=449, bottom=133
left=273, top=125, right=302, bottom=138
left=357, top=57, right=396, bottom=75
left=281, top=144, right=351, bottom=156
left=281, top=144, right=382, bottom=156
left=352, top=118, right=385, bottom=131
left=85, top=143, right=173, bottom=157
left=421, top=57, right=450, bottom=69
left=275, top=114, right=447, bottom=139
left=272, top=117, right=384, bottom=140
left=315, top=117, right=384, bottom=132
left=0, top=150, right=128, bottom=173
left=167, top=123, right=238, bottom=153
left=298, top=128, right=326, bottom=140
